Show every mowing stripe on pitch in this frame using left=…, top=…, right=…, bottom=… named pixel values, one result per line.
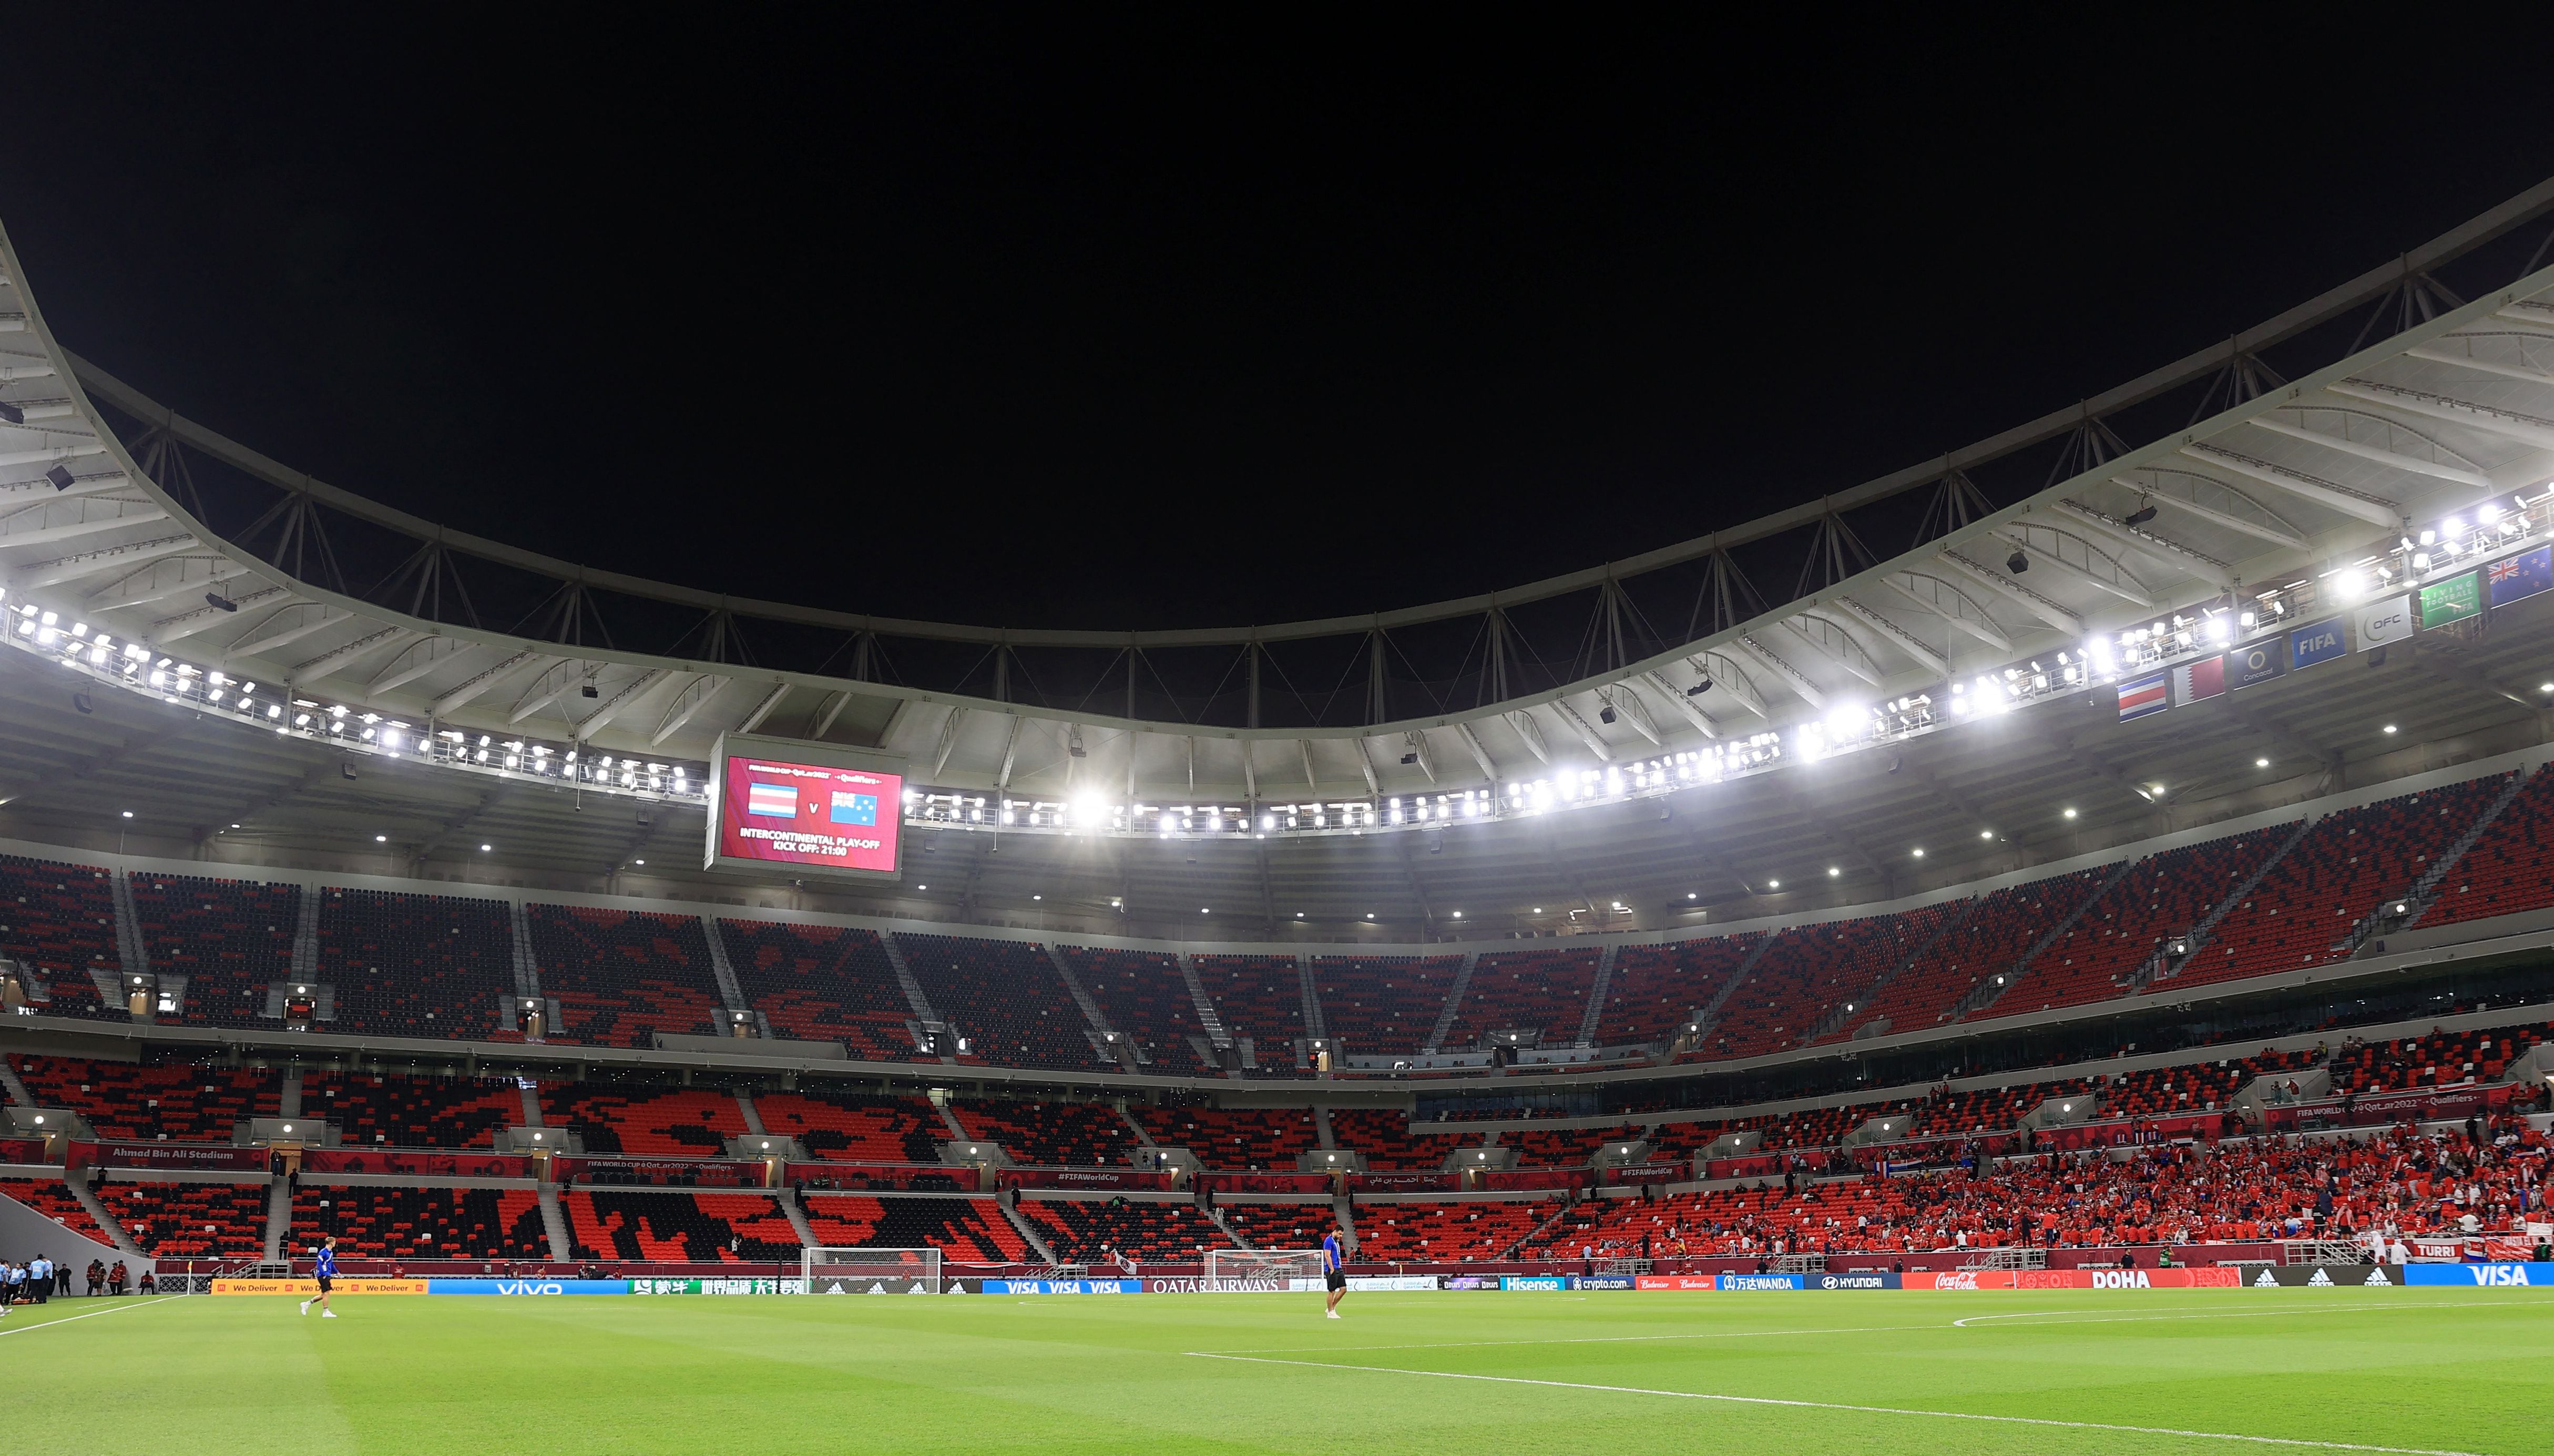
left=1182, top=1351, right=2492, bottom=1455
left=0, top=1294, right=187, bottom=1339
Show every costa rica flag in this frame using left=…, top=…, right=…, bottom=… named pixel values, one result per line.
left=747, top=782, right=801, bottom=818
left=2117, top=672, right=2169, bottom=722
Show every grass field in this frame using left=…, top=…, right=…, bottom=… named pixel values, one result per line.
left=9, top=1287, right=2550, bottom=1454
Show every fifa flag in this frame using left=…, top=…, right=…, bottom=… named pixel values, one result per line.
left=747, top=782, right=801, bottom=818
left=2118, top=672, right=2169, bottom=722
left=2171, top=654, right=2225, bottom=706
left=2487, top=545, right=2553, bottom=608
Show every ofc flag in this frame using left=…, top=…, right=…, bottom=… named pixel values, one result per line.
left=2357, top=594, right=2413, bottom=652
left=705, top=732, right=907, bottom=881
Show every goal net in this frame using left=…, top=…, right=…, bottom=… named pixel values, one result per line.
left=1203, top=1248, right=1328, bottom=1291
left=801, top=1246, right=943, bottom=1295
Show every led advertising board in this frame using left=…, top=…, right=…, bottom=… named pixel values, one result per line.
left=703, top=733, right=906, bottom=881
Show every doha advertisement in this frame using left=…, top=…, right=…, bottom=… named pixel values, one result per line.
left=704, top=732, right=906, bottom=881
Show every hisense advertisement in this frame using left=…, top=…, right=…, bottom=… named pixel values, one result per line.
left=704, top=732, right=907, bottom=881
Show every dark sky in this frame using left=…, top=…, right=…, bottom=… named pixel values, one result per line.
left=4, top=10, right=2549, bottom=632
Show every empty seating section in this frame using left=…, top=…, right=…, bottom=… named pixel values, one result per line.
left=99, top=1180, right=269, bottom=1257
left=1916, top=1078, right=2091, bottom=1135
left=952, top=1099, right=1137, bottom=1166
left=560, top=1191, right=800, bottom=1262
left=129, top=873, right=299, bottom=1028
left=292, top=1186, right=548, bottom=1258
left=897, top=934, right=1096, bottom=1069
left=1326, top=1108, right=1447, bottom=1169
left=1021, top=1198, right=1223, bottom=1262
left=799, top=1195, right=1026, bottom=1261
left=754, top=1090, right=944, bottom=1163
left=1709, top=906, right=1959, bottom=1058
left=1850, top=871, right=2107, bottom=1037
left=2425, top=768, right=2554, bottom=929
left=306, top=1072, right=523, bottom=1148
left=0, top=1176, right=113, bottom=1242
left=0, top=854, right=118, bottom=1014
left=1507, top=1124, right=1643, bottom=1165
left=1441, top=949, right=1597, bottom=1049
left=11, top=1056, right=278, bottom=1140
left=526, top=906, right=721, bottom=1047
left=719, top=920, right=921, bottom=1061
left=541, top=1086, right=744, bottom=1156
left=2327, top=1024, right=2549, bottom=1094
left=315, top=887, right=512, bottom=1037
left=1066, top=947, right=1206, bottom=1071
left=1595, top=935, right=1759, bottom=1046
left=1193, top=955, right=1305, bottom=1061
left=2179, top=779, right=2505, bottom=990
left=1350, top=1201, right=1547, bottom=1260
left=1133, top=1104, right=1318, bottom=1168
left=1310, top=956, right=1458, bottom=1055
left=1220, top=1203, right=1333, bottom=1253
left=2001, top=834, right=2286, bottom=1017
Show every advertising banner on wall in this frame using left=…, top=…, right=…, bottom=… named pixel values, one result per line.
left=2357, top=595, right=2414, bottom=651
left=2402, top=1263, right=2554, bottom=1287
left=790, top=1163, right=976, bottom=1194
left=1198, top=1172, right=1332, bottom=1196
left=2420, top=570, right=2483, bottom=629
left=2228, top=639, right=2285, bottom=690
left=1347, top=1171, right=1463, bottom=1194
left=0, top=1137, right=48, bottom=1165
left=1718, top=1273, right=1806, bottom=1290
left=301, top=1149, right=533, bottom=1180
left=211, top=1278, right=428, bottom=1296
left=2245, top=1265, right=2402, bottom=1288
left=997, top=1168, right=1180, bottom=1193
left=2287, top=616, right=2347, bottom=671
left=980, top=1279, right=1143, bottom=1295
left=427, top=1279, right=631, bottom=1295
left=1634, top=1275, right=1719, bottom=1291
left=629, top=1276, right=802, bottom=1295
left=557, top=1157, right=769, bottom=1188
left=68, top=1142, right=271, bottom=1173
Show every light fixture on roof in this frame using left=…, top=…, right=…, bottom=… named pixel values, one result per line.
left=205, top=591, right=239, bottom=613
left=46, top=464, right=75, bottom=490
left=2006, top=549, right=2029, bottom=574
left=1765, top=879, right=1780, bottom=890
left=2383, top=724, right=2398, bottom=735
left=1912, top=847, right=1924, bottom=858
left=2123, top=501, right=2158, bottom=527
left=1827, top=866, right=1840, bottom=877
left=2062, top=807, right=2077, bottom=819
left=374, top=835, right=386, bottom=843
left=2256, top=757, right=2270, bottom=768
left=0, top=401, right=21, bottom=425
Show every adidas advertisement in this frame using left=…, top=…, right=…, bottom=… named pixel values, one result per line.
left=808, top=1274, right=943, bottom=1295
left=2247, top=1265, right=2403, bottom=1287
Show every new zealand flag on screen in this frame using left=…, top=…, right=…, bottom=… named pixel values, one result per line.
left=2487, top=545, right=2552, bottom=607
left=829, top=792, right=879, bottom=826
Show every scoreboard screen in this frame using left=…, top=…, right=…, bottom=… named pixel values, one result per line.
left=703, top=733, right=906, bottom=881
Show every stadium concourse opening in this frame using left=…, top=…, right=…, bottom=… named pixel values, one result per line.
left=6, top=25, right=2554, bottom=1449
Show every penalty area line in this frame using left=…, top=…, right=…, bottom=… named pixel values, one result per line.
left=0, top=1294, right=189, bottom=1339
left=1180, top=1352, right=2493, bottom=1456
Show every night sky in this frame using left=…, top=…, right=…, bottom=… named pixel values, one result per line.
left=4, top=11, right=2548, bottom=633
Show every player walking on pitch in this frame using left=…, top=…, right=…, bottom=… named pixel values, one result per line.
left=301, top=1235, right=340, bottom=1318
left=1322, top=1222, right=1346, bottom=1318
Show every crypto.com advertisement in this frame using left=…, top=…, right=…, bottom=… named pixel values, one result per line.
left=706, top=735, right=905, bottom=880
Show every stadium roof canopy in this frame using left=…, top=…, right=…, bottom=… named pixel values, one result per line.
left=6, top=187, right=2554, bottom=935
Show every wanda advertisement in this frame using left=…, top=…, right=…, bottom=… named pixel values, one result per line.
left=706, top=733, right=904, bottom=880
left=68, top=1141, right=270, bottom=1172
left=301, top=1148, right=533, bottom=1180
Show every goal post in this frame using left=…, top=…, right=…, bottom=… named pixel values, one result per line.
left=1203, top=1248, right=1329, bottom=1291
left=800, top=1246, right=942, bottom=1294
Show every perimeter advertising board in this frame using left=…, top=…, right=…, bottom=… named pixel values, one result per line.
left=705, top=732, right=906, bottom=881
left=211, top=1279, right=428, bottom=1296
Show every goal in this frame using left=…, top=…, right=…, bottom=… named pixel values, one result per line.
left=1203, top=1248, right=1328, bottom=1291
left=801, top=1246, right=943, bottom=1295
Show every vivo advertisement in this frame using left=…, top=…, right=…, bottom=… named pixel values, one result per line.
left=706, top=733, right=906, bottom=881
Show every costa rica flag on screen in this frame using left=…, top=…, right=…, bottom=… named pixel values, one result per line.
left=717, top=754, right=903, bottom=877
left=747, top=782, right=802, bottom=818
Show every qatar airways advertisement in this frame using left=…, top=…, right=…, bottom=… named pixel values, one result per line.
left=704, top=733, right=906, bottom=881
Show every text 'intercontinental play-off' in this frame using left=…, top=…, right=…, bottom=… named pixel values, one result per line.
left=7, top=177, right=2554, bottom=1456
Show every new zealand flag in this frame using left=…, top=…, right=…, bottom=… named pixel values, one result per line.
left=2486, top=545, right=2552, bottom=607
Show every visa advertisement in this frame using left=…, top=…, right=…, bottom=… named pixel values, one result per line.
left=706, top=733, right=906, bottom=880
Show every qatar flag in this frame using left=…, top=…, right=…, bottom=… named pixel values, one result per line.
left=2171, top=654, right=2225, bottom=705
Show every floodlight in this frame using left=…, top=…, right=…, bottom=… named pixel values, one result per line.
left=0, top=401, right=22, bottom=425
left=2006, top=549, right=2029, bottom=573
left=205, top=591, right=239, bottom=613
left=1598, top=704, right=1618, bottom=724
left=2123, top=503, right=2158, bottom=527
left=45, top=464, right=74, bottom=490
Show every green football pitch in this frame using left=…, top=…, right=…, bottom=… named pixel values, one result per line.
left=8, top=1287, right=2549, bottom=1454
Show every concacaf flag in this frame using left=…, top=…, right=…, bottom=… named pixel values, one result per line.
left=2118, top=672, right=2170, bottom=722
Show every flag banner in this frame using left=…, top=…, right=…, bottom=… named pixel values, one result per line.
left=2420, top=570, right=2483, bottom=629
left=2229, top=639, right=2285, bottom=690
left=2357, top=594, right=2413, bottom=651
left=2171, top=655, right=2226, bottom=705
left=2487, top=545, right=2553, bottom=607
left=2288, top=616, right=2346, bottom=671
left=2118, top=673, right=2170, bottom=721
